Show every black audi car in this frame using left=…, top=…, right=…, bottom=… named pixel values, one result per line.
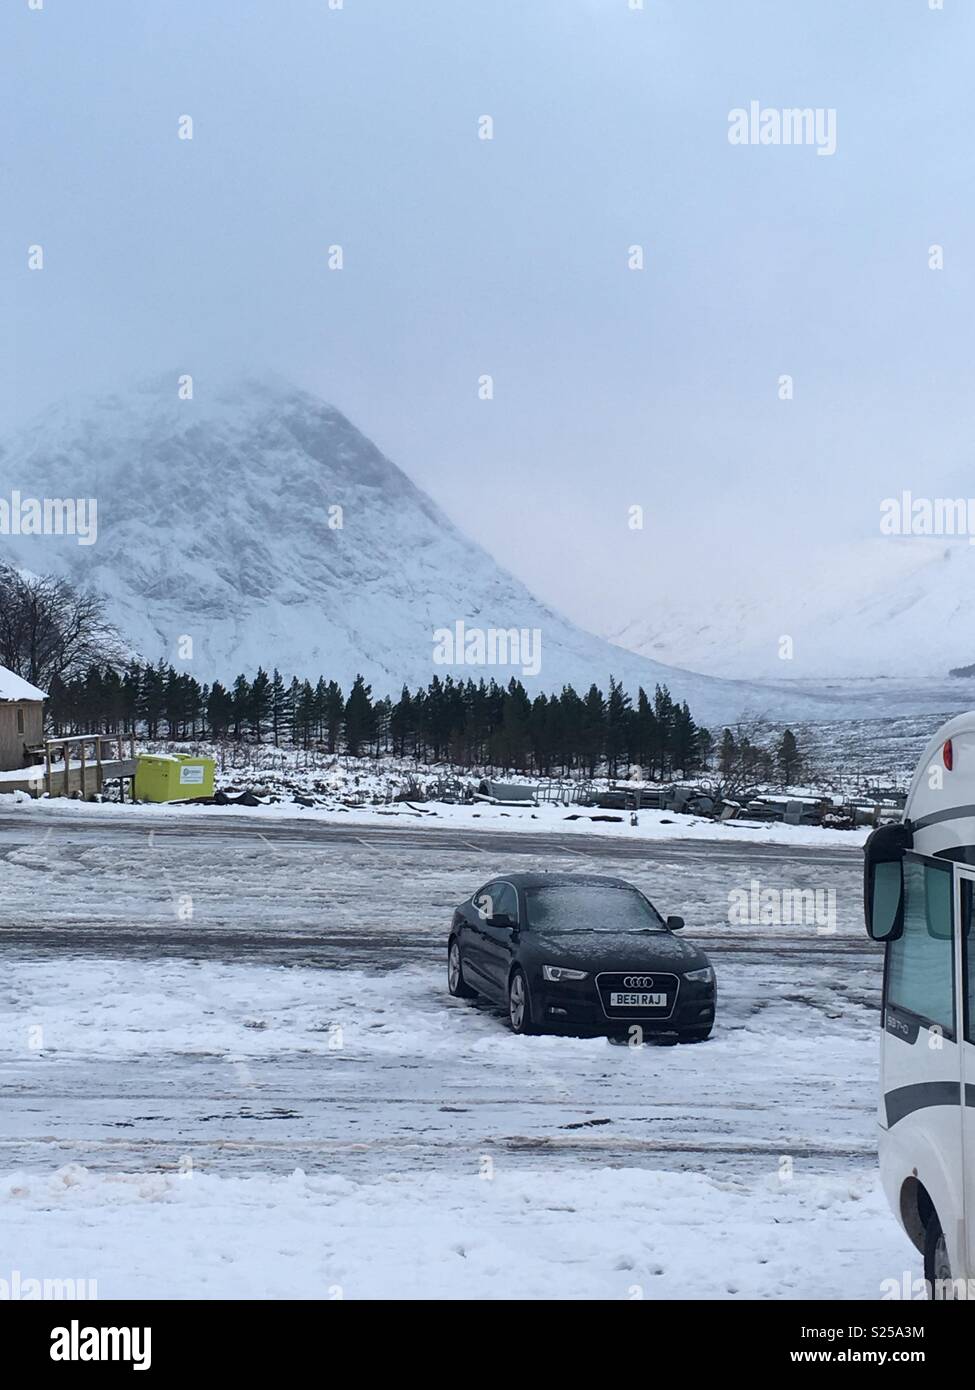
left=447, top=872, right=715, bottom=1040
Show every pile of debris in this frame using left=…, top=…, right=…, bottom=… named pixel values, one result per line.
left=585, top=781, right=906, bottom=830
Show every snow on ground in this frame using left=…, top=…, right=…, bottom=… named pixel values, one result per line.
left=0, top=799, right=904, bottom=1300
left=0, top=1162, right=916, bottom=1300
left=0, top=803, right=867, bottom=949
left=0, top=953, right=916, bottom=1299
left=0, top=953, right=874, bottom=1067
left=0, top=789, right=873, bottom=849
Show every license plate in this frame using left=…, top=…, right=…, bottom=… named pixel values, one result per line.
left=609, top=991, right=666, bottom=1008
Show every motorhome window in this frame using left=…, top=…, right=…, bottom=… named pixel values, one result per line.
left=886, top=857, right=955, bottom=1036
left=936, top=847, right=975, bottom=865
left=870, top=861, right=901, bottom=940
left=963, top=880, right=975, bottom=1046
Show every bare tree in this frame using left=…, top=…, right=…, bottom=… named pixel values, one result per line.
left=712, top=717, right=778, bottom=801
left=0, top=564, right=127, bottom=689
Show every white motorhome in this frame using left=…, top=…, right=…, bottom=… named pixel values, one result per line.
left=864, top=712, right=975, bottom=1297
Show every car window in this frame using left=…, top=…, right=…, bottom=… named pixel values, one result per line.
left=472, top=883, right=497, bottom=918
left=491, top=883, right=518, bottom=922
left=524, top=884, right=665, bottom=933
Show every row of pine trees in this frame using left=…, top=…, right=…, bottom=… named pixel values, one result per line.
left=45, top=663, right=712, bottom=779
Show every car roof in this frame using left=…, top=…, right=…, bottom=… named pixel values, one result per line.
left=492, top=873, right=635, bottom=890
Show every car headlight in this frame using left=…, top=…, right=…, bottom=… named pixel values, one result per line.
left=542, top=965, right=588, bottom=982
left=684, top=965, right=714, bottom=985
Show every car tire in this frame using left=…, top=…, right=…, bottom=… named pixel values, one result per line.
left=447, top=939, right=477, bottom=999
left=680, top=1025, right=713, bottom=1043
left=924, top=1209, right=954, bottom=1299
left=507, top=968, right=538, bottom=1035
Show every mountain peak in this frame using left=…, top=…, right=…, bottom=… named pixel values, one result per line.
left=0, top=378, right=835, bottom=722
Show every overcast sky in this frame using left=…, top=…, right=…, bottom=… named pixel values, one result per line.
left=3, top=0, right=973, bottom=634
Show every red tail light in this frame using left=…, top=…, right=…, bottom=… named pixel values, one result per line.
left=944, top=739, right=954, bottom=771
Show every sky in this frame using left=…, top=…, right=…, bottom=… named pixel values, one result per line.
left=3, top=0, right=973, bottom=637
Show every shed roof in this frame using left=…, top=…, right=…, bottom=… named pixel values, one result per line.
left=0, top=665, right=48, bottom=702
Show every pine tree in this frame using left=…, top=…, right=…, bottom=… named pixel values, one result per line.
left=121, top=664, right=141, bottom=734
left=270, top=668, right=287, bottom=746
left=605, top=677, right=632, bottom=779
left=498, top=679, right=531, bottom=771
left=558, top=685, right=584, bottom=774
left=670, top=701, right=700, bottom=777
left=697, top=727, right=714, bottom=770
left=344, top=675, right=374, bottom=757
left=372, top=696, right=392, bottom=756
left=652, top=685, right=675, bottom=778
left=313, top=678, right=328, bottom=744
left=286, top=676, right=303, bottom=745
left=323, top=680, right=344, bottom=753
left=196, top=683, right=209, bottom=739
left=249, top=667, right=272, bottom=743
left=529, top=693, right=551, bottom=775
left=777, top=729, right=801, bottom=787
left=140, top=661, right=167, bottom=740
left=629, top=687, right=650, bottom=779
left=207, top=681, right=232, bottom=738
left=47, top=672, right=68, bottom=735
left=411, top=687, right=428, bottom=760
left=163, top=666, right=188, bottom=739
left=295, top=680, right=315, bottom=748
left=230, top=674, right=251, bottom=740
left=390, top=686, right=413, bottom=758
left=581, top=684, right=606, bottom=777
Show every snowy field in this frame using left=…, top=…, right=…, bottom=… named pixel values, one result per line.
left=0, top=802, right=919, bottom=1299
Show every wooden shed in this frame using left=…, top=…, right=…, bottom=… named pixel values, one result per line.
left=0, top=666, right=47, bottom=771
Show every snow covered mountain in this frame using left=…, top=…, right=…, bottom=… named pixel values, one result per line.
left=0, top=374, right=840, bottom=723
left=608, top=537, right=970, bottom=680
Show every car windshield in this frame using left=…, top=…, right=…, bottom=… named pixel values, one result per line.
left=523, top=884, right=666, bottom=933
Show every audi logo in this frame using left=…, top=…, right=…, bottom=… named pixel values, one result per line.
left=623, top=975, right=655, bottom=989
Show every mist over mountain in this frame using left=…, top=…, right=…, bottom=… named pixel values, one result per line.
left=0, top=375, right=843, bottom=724
left=608, top=537, right=968, bottom=681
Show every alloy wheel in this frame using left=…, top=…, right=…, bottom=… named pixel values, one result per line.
left=448, top=942, right=461, bottom=993
left=509, top=973, right=526, bottom=1030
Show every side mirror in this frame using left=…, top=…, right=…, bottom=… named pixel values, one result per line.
left=864, top=822, right=912, bottom=941
left=666, top=915, right=684, bottom=931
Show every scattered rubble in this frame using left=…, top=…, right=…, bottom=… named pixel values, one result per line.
left=116, top=741, right=907, bottom=830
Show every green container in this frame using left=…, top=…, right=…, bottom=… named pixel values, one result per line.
left=135, top=753, right=215, bottom=803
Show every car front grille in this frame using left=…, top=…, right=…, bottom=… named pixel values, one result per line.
left=594, top=971, right=680, bottom=1020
